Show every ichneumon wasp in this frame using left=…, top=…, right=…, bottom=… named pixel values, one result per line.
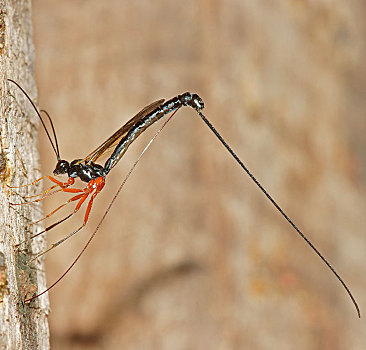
left=7, top=79, right=360, bottom=317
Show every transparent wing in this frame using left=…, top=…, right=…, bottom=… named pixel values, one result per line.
left=79, top=98, right=165, bottom=164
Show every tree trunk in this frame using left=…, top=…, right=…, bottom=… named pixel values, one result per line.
left=0, top=0, right=49, bottom=348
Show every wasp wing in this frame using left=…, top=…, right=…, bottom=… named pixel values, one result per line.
left=79, top=99, right=165, bottom=164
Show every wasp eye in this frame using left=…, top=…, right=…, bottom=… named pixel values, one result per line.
left=53, top=160, right=69, bottom=175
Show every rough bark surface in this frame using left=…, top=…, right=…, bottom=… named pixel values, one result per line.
left=0, top=0, right=49, bottom=349
left=32, top=0, right=365, bottom=349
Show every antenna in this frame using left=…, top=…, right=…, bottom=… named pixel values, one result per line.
left=8, top=79, right=60, bottom=160
left=40, top=109, right=60, bottom=159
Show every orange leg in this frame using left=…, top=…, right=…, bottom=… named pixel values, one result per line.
left=22, top=184, right=59, bottom=199
left=29, top=188, right=92, bottom=240
left=15, top=177, right=87, bottom=248
left=83, top=177, right=105, bottom=224
left=11, top=177, right=82, bottom=206
left=7, top=176, right=52, bottom=200
left=16, top=192, right=89, bottom=248
left=10, top=176, right=73, bottom=204
left=27, top=192, right=87, bottom=229
left=22, top=176, right=73, bottom=199
left=48, top=176, right=75, bottom=188
left=9, top=175, right=73, bottom=199
left=23, top=176, right=76, bottom=199
left=7, top=175, right=48, bottom=189
left=30, top=177, right=106, bottom=261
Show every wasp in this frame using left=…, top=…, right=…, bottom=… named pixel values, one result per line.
left=7, top=79, right=360, bottom=317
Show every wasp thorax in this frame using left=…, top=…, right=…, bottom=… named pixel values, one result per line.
left=53, top=160, right=70, bottom=175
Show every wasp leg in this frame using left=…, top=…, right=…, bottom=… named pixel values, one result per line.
left=29, top=177, right=105, bottom=261
left=10, top=176, right=77, bottom=205
left=27, top=192, right=87, bottom=229
left=7, top=175, right=48, bottom=189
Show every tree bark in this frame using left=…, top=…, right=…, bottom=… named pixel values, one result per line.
left=0, top=0, right=49, bottom=348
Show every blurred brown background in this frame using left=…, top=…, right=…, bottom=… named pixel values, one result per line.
left=31, top=1, right=366, bottom=349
